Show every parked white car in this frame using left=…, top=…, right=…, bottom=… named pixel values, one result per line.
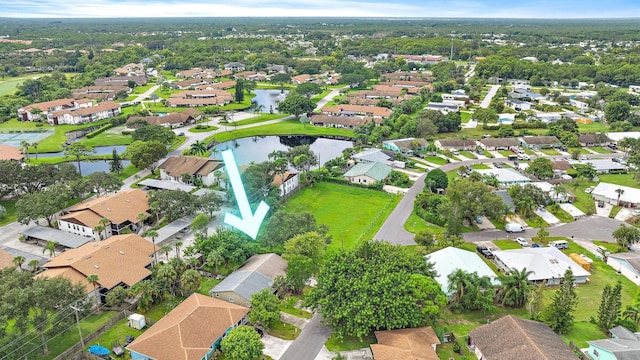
left=516, top=237, right=529, bottom=247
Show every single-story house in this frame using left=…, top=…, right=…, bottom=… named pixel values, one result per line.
left=492, top=247, right=590, bottom=285
left=529, top=182, right=570, bottom=203
left=475, top=169, right=531, bottom=187
left=553, top=160, right=573, bottom=174
left=0, top=144, right=24, bottom=161
left=343, top=161, right=392, bottom=185
left=578, top=133, right=611, bottom=147
left=382, top=138, right=428, bottom=155
left=37, top=234, right=156, bottom=304
left=210, top=253, right=287, bottom=307
left=592, top=182, right=640, bottom=207
left=587, top=325, right=640, bottom=360
left=434, top=139, right=477, bottom=151
left=310, top=114, right=381, bottom=129
left=58, top=189, right=150, bottom=241
left=426, top=247, right=499, bottom=294
left=570, top=98, right=589, bottom=110
left=425, top=102, right=459, bottom=114
left=469, top=315, right=577, bottom=360
left=159, top=156, right=225, bottom=187
left=606, top=132, right=640, bottom=143
left=478, top=138, right=519, bottom=151
left=495, top=190, right=516, bottom=212
left=441, top=93, right=469, bottom=101
left=535, top=112, right=563, bottom=123
left=370, top=327, right=440, bottom=360
left=272, top=171, right=300, bottom=198
left=442, top=99, right=466, bottom=109
left=505, top=99, right=533, bottom=111
left=568, top=159, right=627, bottom=174
left=128, top=109, right=201, bottom=128
left=518, top=136, right=561, bottom=149
left=127, top=293, right=249, bottom=360
left=607, top=252, right=640, bottom=285
left=351, top=148, right=404, bottom=168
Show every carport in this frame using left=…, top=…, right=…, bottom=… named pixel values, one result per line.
left=155, top=216, right=195, bottom=246
left=138, top=179, right=195, bottom=192
left=19, top=226, right=92, bottom=249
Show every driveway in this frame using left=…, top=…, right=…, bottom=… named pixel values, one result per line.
left=280, top=313, right=332, bottom=360
left=615, top=208, right=635, bottom=222
left=262, top=334, right=293, bottom=360
left=480, top=85, right=500, bottom=109
left=595, top=201, right=613, bottom=217
left=476, top=216, right=495, bottom=230
left=535, top=209, right=561, bottom=226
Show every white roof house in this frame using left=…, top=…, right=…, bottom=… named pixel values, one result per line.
left=529, top=181, right=569, bottom=202
left=426, top=247, right=499, bottom=294
left=606, top=132, right=640, bottom=142
left=492, top=247, right=590, bottom=285
left=592, top=182, right=640, bottom=206
left=568, top=159, right=627, bottom=174
left=475, top=169, right=531, bottom=187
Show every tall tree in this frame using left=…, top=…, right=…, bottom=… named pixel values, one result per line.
left=235, top=79, right=245, bottom=103
left=526, top=281, right=546, bottom=321
left=424, top=169, right=448, bottom=192
left=597, top=282, right=623, bottom=331
left=12, top=256, right=25, bottom=272
left=64, top=142, right=94, bottom=177
left=248, top=289, right=281, bottom=328
left=87, top=274, right=100, bottom=307
left=612, top=224, right=640, bottom=249
left=307, top=241, right=442, bottom=339
left=220, top=326, right=264, bottom=360
left=109, top=148, right=123, bottom=174
left=132, top=125, right=176, bottom=144
left=277, top=93, right=315, bottom=118
left=125, top=140, right=168, bottom=174
left=544, top=269, right=578, bottom=334
left=526, top=157, right=554, bottom=179
left=447, top=269, right=494, bottom=313
left=496, top=268, right=533, bottom=308
left=145, top=229, right=159, bottom=264
left=189, top=140, right=208, bottom=156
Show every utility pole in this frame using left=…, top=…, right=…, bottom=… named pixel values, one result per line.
left=450, top=32, right=455, bottom=61
left=70, top=303, right=85, bottom=352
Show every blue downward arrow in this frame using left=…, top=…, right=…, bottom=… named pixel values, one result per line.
left=221, top=149, right=270, bottom=239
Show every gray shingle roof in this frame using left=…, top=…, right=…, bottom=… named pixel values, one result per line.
left=209, top=254, right=287, bottom=301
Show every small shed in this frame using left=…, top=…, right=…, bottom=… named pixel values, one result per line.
left=128, top=313, right=146, bottom=330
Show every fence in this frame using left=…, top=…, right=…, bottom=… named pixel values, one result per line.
left=54, top=310, right=127, bottom=360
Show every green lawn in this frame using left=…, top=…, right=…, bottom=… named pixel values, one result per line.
left=131, top=84, right=154, bottom=95
left=424, top=156, right=447, bottom=165
left=547, top=205, right=575, bottom=223
left=42, top=311, right=119, bottom=360
left=563, top=182, right=597, bottom=215
left=498, top=150, right=513, bottom=157
left=493, top=239, right=524, bottom=249
left=539, top=148, right=560, bottom=155
left=198, top=277, right=222, bottom=295
left=88, top=317, right=145, bottom=360
left=188, top=125, right=219, bottom=133
left=282, top=182, right=400, bottom=253
left=591, top=146, right=612, bottom=154
left=471, top=164, right=491, bottom=169
left=0, top=74, right=40, bottom=96
left=599, top=174, right=637, bottom=188
left=325, top=332, right=376, bottom=352
left=80, top=132, right=132, bottom=148
left=232, top=113, right=287, bottom=127
left=0, top=200, right=17, bottom=226
left=311, top=90, right=332, bottom=103
left=403, top=212, right=445, bottom=234
left=206, top=120, right=354, bottom=144
left=460, top=111, right=472, bottom=123
left=609, top=206, right=622, bottom=219
left=280, top=296, right=313, bottom=319
left=268, top=319, right=300, bottom=340
left=523, top=214, right=549, bottom=228
left=481, top=150, right=495, bottom=158
left=459, top=151, right=477, bottom=159
left=578, top=122, right=610, bottom=133
left=568, top=147, right=590, bottom=154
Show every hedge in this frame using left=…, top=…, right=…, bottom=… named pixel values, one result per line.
left=86, top=123, right=115, bottom=138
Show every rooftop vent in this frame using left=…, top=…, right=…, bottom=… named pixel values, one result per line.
left=94, top=265, right=100, bottom=269
left=119, top=250, right=125, bottom=255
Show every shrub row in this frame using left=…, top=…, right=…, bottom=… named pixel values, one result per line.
left=86, top=123, right=115, bottom=138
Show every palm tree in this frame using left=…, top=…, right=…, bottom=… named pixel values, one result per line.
left=160, top=244, right=172, bottom=261
left=516, top=196, right=537, bottom=218
left=552, top=185, right=567, bottom=203
left=206, top=249, right=224, bottom=275
left=64, top=143, right=94, bottom=177
left=447, top=269, right=472, bottom=307
left=497, top=267, right=533, bottom=307
left=93, top=224, right=105, bottom=241
left=616, top=188, right=625, bottom=206
left=87, top=274, right=100, bottom=307
left=136, top=213, right=148, bottom=234
left=173, top=241, right=183, bottom=259
left=145, top=229, right=159, bottom=264
left=13, top=256, right=25, bottom=271
left=31, top=142, right=39, bottom=160
left=28, top=259, right=40, bottom=273
left=98, top=218, right=110, bottom=239
left=43, top=241, right=59, bottom=258
left=20, top=141, right=30, bottom=161
left=150, top=201, right=161, bottom=225
left=190, top=140, right=208, bottom=156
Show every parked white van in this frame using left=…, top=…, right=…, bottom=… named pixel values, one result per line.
left=505, top=223, right=525, bottom=233
left=549, top=240, right=569, bottom=249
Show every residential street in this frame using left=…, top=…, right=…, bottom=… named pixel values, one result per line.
left=280, top=313, right=332, bottom=360
left=374, top=173, right=425, bottom=245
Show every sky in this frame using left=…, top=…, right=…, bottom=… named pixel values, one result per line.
left=1, top=0, right=640, bottom=19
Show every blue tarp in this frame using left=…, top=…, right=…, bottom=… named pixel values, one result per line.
left=89, top=345, right=110, bottom=356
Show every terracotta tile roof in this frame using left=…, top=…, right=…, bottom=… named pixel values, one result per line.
left=37, top=267, right=92, bottom=291
left=128, top=110, right=201, bottom=127
left=126, top=293, right=249, bottom=360
left=58, top=209, right=104, bottom=228
left=292, top=74, right=311, bottom=83
left=207, top=80, right=236, bottom=89
left=41, top=234, right=155, bottom=290
left=272, top=171, right=297, bottom=187
left=371, top=327, right=440, bottom=360
left=310, top=114, right=381, bottom=127
left=22, top=98, right=75, bottom=112
left=469, top=315, right=577, bottom=360
left=321, top=104, right=392, bottom=118
left=0, top=144, right=24, bottom=161
left=66, top=189, right=149, bottom=226
left=0, top=248, right=16, bottom=270
left=159, top=156, right=224, bottom=178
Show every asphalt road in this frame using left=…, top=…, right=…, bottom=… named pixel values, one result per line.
left=280, top=313, right=332, bottom=360
left=374, top=173, right=426, bottom=245
left=462, top=215, right=624, bottom=243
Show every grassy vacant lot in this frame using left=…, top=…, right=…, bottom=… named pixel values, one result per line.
left=207, top=120, right=354, bottom=143
left=578, top=122, right=610, bottom=133
left=600, top=173, right=637, bottom=187
left=282, top=182, right=400, bottom=253
left=0, top=200, right=16, bottom=226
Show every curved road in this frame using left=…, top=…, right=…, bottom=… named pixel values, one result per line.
left=375, top=152, right=624, bottom=245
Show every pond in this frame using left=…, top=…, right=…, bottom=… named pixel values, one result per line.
left=249, top=89, right=289, bottom=113
left=37, top=145, right=128, bottom=158
left=65, top=159, right=132, bottom=176
left=211, top=136, right=353, bottom=167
